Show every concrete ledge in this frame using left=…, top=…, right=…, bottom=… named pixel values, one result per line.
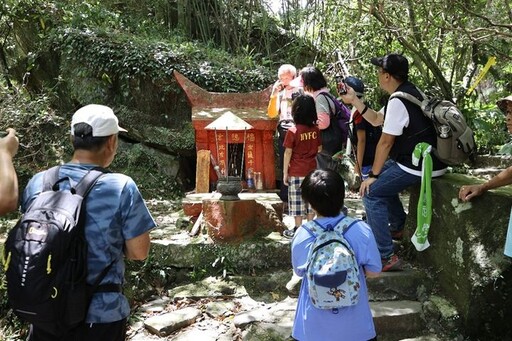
left=372, top=300, right=424, bottom=338
left=406, top=173, right=512, bottom=339
left=150, top=232, right=292, bottom=272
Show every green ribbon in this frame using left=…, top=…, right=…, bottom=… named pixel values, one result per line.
left=411, top=142, right=432, bottom=251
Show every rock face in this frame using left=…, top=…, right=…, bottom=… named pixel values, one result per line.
left=407, top=173, right=512, bottom=339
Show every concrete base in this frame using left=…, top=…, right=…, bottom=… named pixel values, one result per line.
left=183, top=192, right=285, bottom=243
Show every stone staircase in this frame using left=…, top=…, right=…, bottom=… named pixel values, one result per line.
left=126, top=196, right=457, bottom=340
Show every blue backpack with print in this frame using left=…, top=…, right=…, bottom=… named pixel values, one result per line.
left=304, top=216, right=360, bottom=312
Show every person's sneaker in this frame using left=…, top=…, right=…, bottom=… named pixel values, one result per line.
left=283, top=227, right=298, bottom=239
left=381, top=254, right=403, bottom=272
left=391, top=230, right=404, bottom=241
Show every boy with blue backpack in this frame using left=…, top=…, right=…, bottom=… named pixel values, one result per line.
left=290, top=169, right=381, bottom=341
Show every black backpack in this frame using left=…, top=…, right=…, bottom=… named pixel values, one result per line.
left=317, top=92, right=351, bottom=155
left=3, top=166, right=118, bottom=335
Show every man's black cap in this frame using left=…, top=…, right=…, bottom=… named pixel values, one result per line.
left=370, top=53, right=409, bottom=79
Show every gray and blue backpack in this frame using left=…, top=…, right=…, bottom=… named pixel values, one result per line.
left=304, top=216, right=361, bottom=313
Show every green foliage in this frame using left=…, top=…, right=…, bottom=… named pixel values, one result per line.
left=43, top=27, right=274, bottom=111
left=0, top=267, right=29, bottom=340
left=305, top=0, right=511, bottom=108
left=125, top=255, right=175, bottom=300
left=0, top=87, right=69, bottom=189
left=498, top=142, right=512, bottom=156
left=189, top=266, right=208, bottom=282
left=464, top=103, right=508, bottom=154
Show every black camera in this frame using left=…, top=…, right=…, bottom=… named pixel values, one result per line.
left=291, top=92, right=301, bottom=100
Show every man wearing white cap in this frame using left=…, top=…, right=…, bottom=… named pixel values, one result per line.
left=21, top=104, right=156, bottom=341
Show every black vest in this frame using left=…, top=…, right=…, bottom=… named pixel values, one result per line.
left=385, top=82, right=445, bottom=171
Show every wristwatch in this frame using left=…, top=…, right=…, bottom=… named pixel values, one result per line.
left=368, top=171, right=379, bottom=179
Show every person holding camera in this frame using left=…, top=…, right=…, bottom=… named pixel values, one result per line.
left=268, top=64, right=303, bottom=205
left=341, top=77, right=382, bottom=181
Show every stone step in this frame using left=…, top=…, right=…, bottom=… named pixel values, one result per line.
left=135, top=279, right=429, bottom=341
left=150, top=228, right=424, bottom=281
left=133, top=199, right=439, bottom=339
left=380, top=336, right=442, bottom=341
left=372, top=300, right=425, bottom=340
left=150, top=231, right=291, bottom=273
left=367, top=269, right=432, bottom=302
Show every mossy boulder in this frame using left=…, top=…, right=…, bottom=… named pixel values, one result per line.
left=407, top=173, right=512, bottom=339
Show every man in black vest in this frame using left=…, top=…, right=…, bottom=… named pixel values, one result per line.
left=341, top=53, right=446, bottom=271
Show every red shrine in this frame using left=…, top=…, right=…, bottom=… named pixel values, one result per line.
left=173, top=71, right=276, bottom=190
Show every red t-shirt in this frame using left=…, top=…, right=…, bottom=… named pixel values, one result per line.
left=283, top=124, right=322, bottom=177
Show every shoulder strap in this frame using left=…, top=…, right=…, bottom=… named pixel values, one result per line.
left=341, top=217, right=359, bottom=235
left=304, top=215, right=361, bottom=238
left=43, top=166, right=108, bottom=197
left=302, top=222, right=316, bottom=238
left=390, top=91, right=423, bottom=107
left=317, top=92, right=336, bottom=117
left=311, top=215, right=349, bottom=233
left=390, top=86, right=428, bottom=107
left=75, top=167, right=108, bottom=198
left=42, top=166, right=61, bottom=192
left=277, top=89, right=286, bottom=115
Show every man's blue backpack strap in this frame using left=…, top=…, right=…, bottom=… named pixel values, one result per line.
left=304, top=215, right=361, bottom=313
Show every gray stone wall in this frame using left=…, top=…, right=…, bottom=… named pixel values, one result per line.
left=407, top=173, right=512, bottom=339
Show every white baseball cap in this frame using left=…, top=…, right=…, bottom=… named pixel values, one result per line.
left=71, top=104, right=127, bottom=137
